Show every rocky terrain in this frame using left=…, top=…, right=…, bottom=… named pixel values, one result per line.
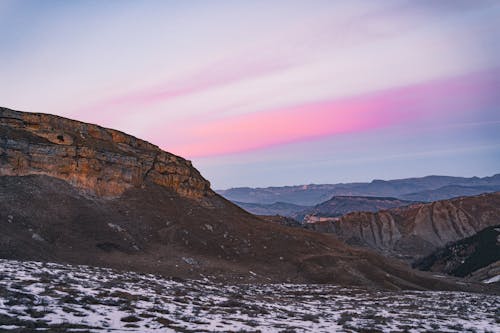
left=1, top=107, right=479, bottom=291
left=414, top=225, right=500, bottom=283
left=295, top=196, right=416, bottom=222
left=0, top=107, right=211, bottom=199
left=305, top=192, right=500, bottom=262
left=218, top=174, right=500, bottom=207
left=1, top=259, right=499, bottom=333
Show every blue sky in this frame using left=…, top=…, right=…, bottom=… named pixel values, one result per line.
left=1, top=0, right=499, bottom=188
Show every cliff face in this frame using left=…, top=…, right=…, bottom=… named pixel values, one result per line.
left=0, top=107, right=211, bottom=199
left=307, top=192, right=500, bottom=259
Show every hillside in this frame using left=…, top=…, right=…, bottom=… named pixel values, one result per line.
left=0, top=107, right=477, bottom=291
left=413, top=225, right=500, bottom=282
left=305, top=192, right=500, bottom=261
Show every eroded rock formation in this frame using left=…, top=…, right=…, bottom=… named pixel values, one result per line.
left=0, top=107, right=211, bottom=199
left=307, top=192, right=500, bottom=259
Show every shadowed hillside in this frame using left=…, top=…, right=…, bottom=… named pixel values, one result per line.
left=414, top=225, right=500, bottom=282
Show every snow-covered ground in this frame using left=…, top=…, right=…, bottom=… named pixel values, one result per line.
left=0, top=259, right=498, bottom=332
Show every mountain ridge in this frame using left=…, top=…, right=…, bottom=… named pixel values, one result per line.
left=218, top=174, right=500, bottom=206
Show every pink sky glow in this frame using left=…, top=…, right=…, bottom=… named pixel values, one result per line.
left=157, top=69, right=500, bottom=157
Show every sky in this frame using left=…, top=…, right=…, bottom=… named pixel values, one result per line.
left=1, top=0, right=500, bottom=189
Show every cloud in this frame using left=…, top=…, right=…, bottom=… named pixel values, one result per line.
left=71, top=55, right=295, bottom=126
left=159, top=69, right=500, bottom=157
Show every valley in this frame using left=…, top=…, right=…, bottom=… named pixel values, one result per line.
left=1, top=107, right=499, bottom=332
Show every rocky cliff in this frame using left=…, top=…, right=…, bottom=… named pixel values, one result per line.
left=306, top=192, right=500, bottom=260
left=0, top=107, right=211, bottom=199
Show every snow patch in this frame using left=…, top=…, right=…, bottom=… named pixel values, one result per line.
left=483, top=274, right=500, bottom=284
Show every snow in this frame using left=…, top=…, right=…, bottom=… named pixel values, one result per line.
left=107, top=223, right=124, bottom=232
left=483, top=274, right=500, bottom=284
left=0, top=259, right=498, bottom=332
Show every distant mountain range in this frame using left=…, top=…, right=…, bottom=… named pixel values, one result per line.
left=235, top=196, right=418, bottom=221
left=232, top=201, right=309, bottom=217
left=218, top=175, right=500, bottom=212
left=400, top=184, right=500, bottom=201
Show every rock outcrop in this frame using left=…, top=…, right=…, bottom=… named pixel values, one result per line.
left=306, top=192, right=500, bottom=260
left=0, top=107, right=211, bottom=199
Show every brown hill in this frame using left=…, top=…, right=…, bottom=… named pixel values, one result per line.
left=0, top=107, right=492, bottom=292
left=306, top=192, right=500, bottom=261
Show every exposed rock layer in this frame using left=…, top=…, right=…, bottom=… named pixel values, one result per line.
left=0, top=107, right=211, bottom=199
left=306, top=192, right=500, bottom=259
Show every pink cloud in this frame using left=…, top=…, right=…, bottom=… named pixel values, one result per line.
left=73, top=56, right=294, bottom=125
left=158, top=69, right=500, bottom=158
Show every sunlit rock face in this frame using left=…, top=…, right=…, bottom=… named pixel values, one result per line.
left=307, top=192, right=500, bottom=259
left=0, top=107, right=212, bottom=199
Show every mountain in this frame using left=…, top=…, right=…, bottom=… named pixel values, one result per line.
left=219, top=185, right=338, bottom=206
left=305, top=192, right=500, bottom=261
left=0, top=107, right=473, bottom=290
left=295, top=196, right=416, bottom=222
left=218, top=174, right=500, bottom=206
left=233, top=201, right=310, bottom=217
left=401, top=185, right=500, bottom=202
left=413, top=225, right=500, bottom=283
